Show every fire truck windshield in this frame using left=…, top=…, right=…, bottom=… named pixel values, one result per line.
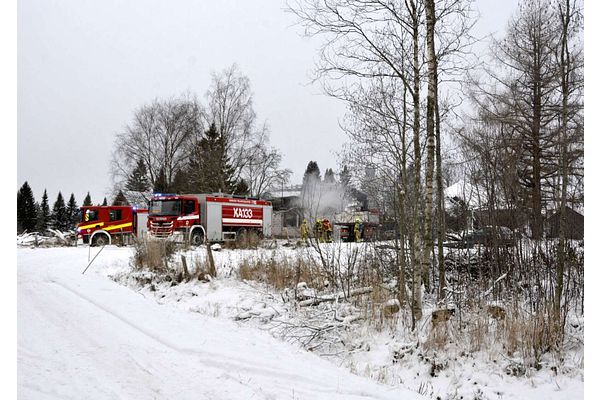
left=149, top=200, right=182, bottom=216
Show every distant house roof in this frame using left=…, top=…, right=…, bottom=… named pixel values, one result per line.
left=545, top=206, right=584, bottom=240
left=121, top=190, right=152, bottom=209
left=266, top=185, right=302, bottom=200
left=445, top=180, right=487, bottom=209
left=546, top=206, right=584, bottom=220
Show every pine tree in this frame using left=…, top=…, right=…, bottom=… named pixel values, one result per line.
left=66, top=193, right=79, bottom=230
left=112, top=190, right=129, bottom=206
left=125, top=158, right=150, bottom=192
left=36, top=189, right=50, bottom=232
left=51, top=192, right=69, bottom=231
left=83, top=192, right=92, bottom=206
left=17, top=181, right=37, bottom=233
left=102, top=197, right=108, bottom=206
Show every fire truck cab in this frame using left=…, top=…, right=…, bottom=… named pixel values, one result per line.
left=77, top=206, right=148, bottom=246
left=148, top=193, right=272, bottom=244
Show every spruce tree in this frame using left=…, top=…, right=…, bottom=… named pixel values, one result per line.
left=51, top=192, right=69, bottom=231
left=112, top=190, right=129, bottom=206
left=125, top=158, right=150, bottom=192
left=339, top=165, right=351, bottom=188
left=83, top=192, right=92, bottom=206
left=233, top=178, right=249, bottom=196
left=36, top=189, right=50, bottom=232
left=17, top=181, right=37, bottom=233
left=102, top=197, right=108, bottom=206
left=171, top=168, right=188, bottom=193
left=206, top=122, right=231, bottom=192
left=153, top=167, right=169, bottom=193
left=324, top=168, right=336, bottom=184
left=302, top=161, right=321, bottom=185
left=187, top=123, right=238, bottom=193
left=33, top=202, right=41, bottom=229
left=66, top=193, right=79, bottom=230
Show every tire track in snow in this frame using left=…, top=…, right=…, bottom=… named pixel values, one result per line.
left=51, top=279, right=406, bottom=400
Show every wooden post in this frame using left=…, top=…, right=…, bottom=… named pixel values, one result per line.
left=181, top=255, right=190, bottom=281
left=206, top=243, right=217, bottom=278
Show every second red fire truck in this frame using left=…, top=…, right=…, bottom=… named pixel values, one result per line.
left=148, top=193, right=273, bottom=244
left=77, top=205, right=149, bottom=246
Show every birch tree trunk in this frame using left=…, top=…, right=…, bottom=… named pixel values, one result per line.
left=409, top=0, right=423, bottom=326
left=422, top=0, right=438, bottom=299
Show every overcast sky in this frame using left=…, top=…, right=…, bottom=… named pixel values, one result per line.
left=17, top=0, right=520, bottom=205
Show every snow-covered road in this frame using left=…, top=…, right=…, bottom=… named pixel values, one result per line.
left=17, top=247, right=423, bottom=399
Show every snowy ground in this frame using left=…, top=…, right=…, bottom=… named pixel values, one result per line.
left=17, top=246, right=423, bottom=399
left=17, top=244, right=584, bottom=399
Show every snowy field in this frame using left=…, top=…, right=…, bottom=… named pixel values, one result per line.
left=17, top=244, right=584, bottom=399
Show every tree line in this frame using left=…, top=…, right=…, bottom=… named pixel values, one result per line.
left=16, top=181, right=107, bottom=234
left=112, top=64, right=291, bottom=198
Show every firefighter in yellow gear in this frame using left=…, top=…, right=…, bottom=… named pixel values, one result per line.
left=354, top=217, right=361, bottom=243
left=314, top=219, right=323, bottom=243
left=322, top=218, right=333, bottom=242
left=300, top=219, right=309, bottom=243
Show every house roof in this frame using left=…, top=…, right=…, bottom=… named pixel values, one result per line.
left=546, top=206, right=584, bottom=220
left=121, top=190, right=152, bottom=209
left=445, top=180, right=487, bottom=209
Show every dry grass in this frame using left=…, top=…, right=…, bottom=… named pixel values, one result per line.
left=132, top=238, right=177, bottom=272
left=238, top=256, right=321, bottom=290
left=503, top=307, right=563, bottom=364
left=192, top=256, right=214, bottom=281
left=421, top=302, right=566, bottom=370
left=232, top=243, right=576, bottom=371
left=225, top=230, right=263, bottom=250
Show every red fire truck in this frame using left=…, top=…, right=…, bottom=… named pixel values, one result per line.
left=147, top=193, right=272, bottom=244
left=77, top=206, right=148, bottom=246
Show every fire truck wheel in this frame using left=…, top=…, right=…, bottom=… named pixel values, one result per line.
left=191, top=231, right=204, bottom=246
left=92, top=233, right=109, bottom=247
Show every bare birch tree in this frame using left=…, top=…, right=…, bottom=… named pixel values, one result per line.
left=111, top=94, right=202, bottom=191
left=289, top=0, right=476, bottom=326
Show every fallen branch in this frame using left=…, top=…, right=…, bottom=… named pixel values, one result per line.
left=484, top=273, right=508, bottom=297
left=298, top=287, right=372, bottom=307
